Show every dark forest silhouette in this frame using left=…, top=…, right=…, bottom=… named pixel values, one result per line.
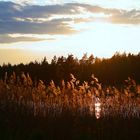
left=0, top=52, right=140, bottom=85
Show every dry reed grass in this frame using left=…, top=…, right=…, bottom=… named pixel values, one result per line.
left=0, top=72, right=140, bottom=119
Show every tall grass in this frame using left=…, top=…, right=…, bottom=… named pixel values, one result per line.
left=0, top=72, right=140, bottom=119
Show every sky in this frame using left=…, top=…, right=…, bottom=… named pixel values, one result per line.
left=0, top=0, right=140, bottom=65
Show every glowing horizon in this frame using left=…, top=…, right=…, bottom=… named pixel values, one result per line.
left=0, top=0, right=140, bottom=65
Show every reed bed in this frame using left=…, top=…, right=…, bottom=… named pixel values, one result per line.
left=0, top=72, right=140, bottom=119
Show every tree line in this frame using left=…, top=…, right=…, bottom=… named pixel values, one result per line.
left=0, top=52, right=140, bottom=86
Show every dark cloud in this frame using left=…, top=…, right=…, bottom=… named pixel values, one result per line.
left=0, top=34, right=46, bottom=43
left=0, top=1, right=77, bottom=35
left=0, top=1, right=22, bottom=20
left=0, top=1, right=80, bottom=19
left=22, top=4, right=80, bottom=17
left=0, top=18, right=76, bottom=34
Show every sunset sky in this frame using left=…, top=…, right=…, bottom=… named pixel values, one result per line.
left=0, top=0, right=140, bottom=65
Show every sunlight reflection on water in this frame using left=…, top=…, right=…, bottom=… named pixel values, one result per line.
left=95, top=97, right=101, bottom=119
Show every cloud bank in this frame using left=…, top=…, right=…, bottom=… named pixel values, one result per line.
left=0, top=1, right=140, bottom=43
